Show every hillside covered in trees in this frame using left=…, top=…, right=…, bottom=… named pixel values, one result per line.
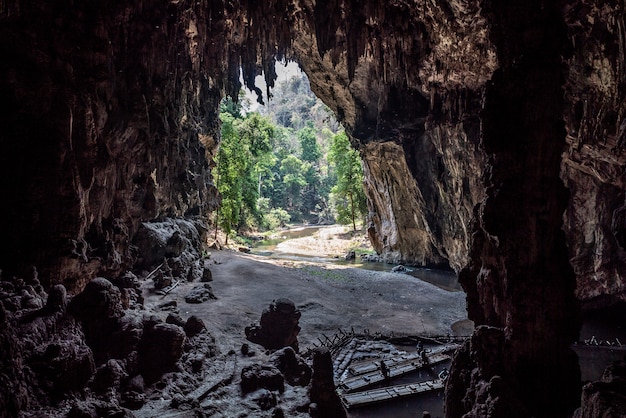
left=214, top=71, right=367, bottom=240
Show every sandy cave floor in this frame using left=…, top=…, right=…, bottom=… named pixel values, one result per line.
left=144, top=250, right=469, bottom=353
left=137, top=226, right=470, bottom=417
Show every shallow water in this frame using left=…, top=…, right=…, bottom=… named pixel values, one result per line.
left=251, top=226, right=461, bottom=292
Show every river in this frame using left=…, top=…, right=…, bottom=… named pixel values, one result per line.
left=251, top=225, right=462, bottom=292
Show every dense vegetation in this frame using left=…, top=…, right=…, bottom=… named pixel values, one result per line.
left=214, top=72, right=367, bottom=239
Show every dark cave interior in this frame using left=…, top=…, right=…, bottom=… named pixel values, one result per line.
left=1, top=0, right=626, bottom=417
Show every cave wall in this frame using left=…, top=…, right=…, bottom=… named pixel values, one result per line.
left=1, top=0, right=626, bottom=416
left=562, top=0, right=626, bottom=309
left=0, top=0, right=228, bottom=291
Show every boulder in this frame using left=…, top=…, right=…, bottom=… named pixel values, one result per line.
left=241, top=364, right=284, bottom=394
left=184, top=283, right=217, bottom=304
left=245, top=298, right=301, bottom=351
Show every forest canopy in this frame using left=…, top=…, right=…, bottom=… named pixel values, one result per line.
left=214, top=72, right=367, bottom=238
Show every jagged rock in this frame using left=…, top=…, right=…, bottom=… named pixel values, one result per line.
left=251, top=389, right=278, bottom=411
left=68, top=278, right=124, bottom=320
left=184, top=283, right=217, bottom=304
left=121, top=375, right=146, bottom=410
left=166, top=313, right=186, bottom=328
left=1, top=1, right=625, bottom=417
left=91, top=359, right=128, bottom=394
left=573, top=359, right=626, bottom=418
left=0, top=302, right=29, bottom=416
left=245, top=298, right=301, bottom=351
left=270, top=347, right=312, bottom=386
left=240, top=364, right=285, bottom=394
left=309, top=348, right=346, bottom=418
left=183, top=315, right=206, bottom=338
left=201, top=266, right=213, bottom=282
left=46, top=284, right=68, bottom=312
left=66, top=400, right=136, bottom=418
left=139, top=322, right=186, bottom=383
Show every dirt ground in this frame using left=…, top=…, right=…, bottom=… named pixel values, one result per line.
left=137, top=226, right=471, bottom=417
left=145, top=225, right=470, bottom=353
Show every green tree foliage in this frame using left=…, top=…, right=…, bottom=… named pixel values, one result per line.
left=216, top=71, right=366, bottom=234
left=328, top=131, right=367, bottom=231
left=214, top=105, right=277, bottom=240
left=298, top=122, right=322, bottom=163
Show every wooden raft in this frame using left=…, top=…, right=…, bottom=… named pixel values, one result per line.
left=339, top=352, right=450, bottom=392
left=340, top=379, right=445, bottom=409
left=347, top=343, right=459, bottom=376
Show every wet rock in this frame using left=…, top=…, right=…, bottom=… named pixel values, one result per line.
left=245, top=298, right=301, bottom=351
left=360, top=254, right=382, bottom=263
left=241, top=364, right=285, bottom=394
left=344, top=250, right=356, bottom=261
left=309, top=347, right=346, bottom=418
left=391, top=265, right=411, bottom=273
left=184, top=283, right=217, bottom=304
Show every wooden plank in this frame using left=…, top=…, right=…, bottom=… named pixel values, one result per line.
left=341, top=379, right=445, bottom=409
left=347, top=344, right=459, bottom=376
left=339, top=352, right=450, bottom=392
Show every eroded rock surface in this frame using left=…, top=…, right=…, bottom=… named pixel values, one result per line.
left=1, top=0, right=626, bottom=417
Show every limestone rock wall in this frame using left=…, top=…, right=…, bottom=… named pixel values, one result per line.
left=562, top=0, right=626, bottom=308
left=281, top=0, right=492, bottom=271
left=0, top=0, right=226, bottom=291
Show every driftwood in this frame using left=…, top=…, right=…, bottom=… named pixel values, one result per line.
left=157, top=280, right=180, bottom=297
left=144, top=263, right=163, bottom=281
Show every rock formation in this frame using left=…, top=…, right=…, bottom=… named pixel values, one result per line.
left=245, top=298, right=302, bottom=352
left=1, top=0, right=625, bottom=417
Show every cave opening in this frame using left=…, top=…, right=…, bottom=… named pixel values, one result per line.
left=1, top=1, right=626, bottom=417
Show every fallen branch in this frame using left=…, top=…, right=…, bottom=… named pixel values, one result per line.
left=145, top=263, right=163, bottom=281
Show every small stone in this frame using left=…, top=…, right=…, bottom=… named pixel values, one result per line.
left=241, top=343, right=250, bottom=355
left=201, top=267, right=213, bottom=282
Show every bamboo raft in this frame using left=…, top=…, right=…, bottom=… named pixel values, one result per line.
left=339, top=351, right=451, bottom=392
left=340, top=379, right=445, bottom=409
left=347, top=343, right=459, bottom=376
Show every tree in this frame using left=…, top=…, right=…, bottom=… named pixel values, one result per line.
left=214, top=102, right=277, bottom=240
left=298, top=122, right=322, bottom=163
left=328, top=131, right=367, bottom=231
left=280, top=155, right=308, bottom=217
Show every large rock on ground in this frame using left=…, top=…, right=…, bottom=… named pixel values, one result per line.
left=245, top=298, right=301, bottom=352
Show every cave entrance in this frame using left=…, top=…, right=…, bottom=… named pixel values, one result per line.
left=206, top=59, right=471, bottom=417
